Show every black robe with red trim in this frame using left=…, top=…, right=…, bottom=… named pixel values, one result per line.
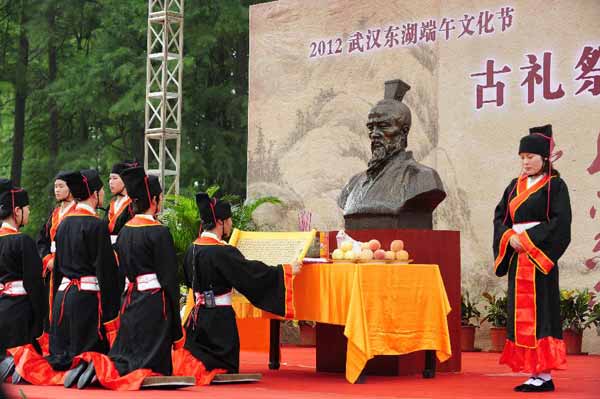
left=0, top=229, right=46, bottom=358
left=36, top=204, right=75, bottom=333
left=45, top=209, right=121, bottom=371
left=105, top=197, right=134, bottom=236
left=182, top=236, right=294, bottom=373
left=493, top=173, right=571, bottom=373
left=99, top=216, right=182, bottom=379
left=37, top=208, right=57, bottom=266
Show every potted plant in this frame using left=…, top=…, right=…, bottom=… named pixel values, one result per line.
left=461, top=292, right=481, bottom=351
left=560, top=289, right=595, bottom=354
left=482, top=292, right=508, bottom=352
left=583, top=301, right=600, bottom=336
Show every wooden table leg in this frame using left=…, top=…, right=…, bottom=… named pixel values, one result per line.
left=268, top=320, right=280, bottom=370
left=422, top=350, right=436, bottom=378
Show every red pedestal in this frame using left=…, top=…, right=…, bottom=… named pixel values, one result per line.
left=315, top=229, right=461, bottom=375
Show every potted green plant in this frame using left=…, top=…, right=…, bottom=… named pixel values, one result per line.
left=461, top=292, right=481, bottom=351
left=584, top=301, right=600, bottom=336
left=482, top=292, right=508, bottom=352
left=160, top=187, right=283, bottom=310
left=559, top=289, right=595, bottom=354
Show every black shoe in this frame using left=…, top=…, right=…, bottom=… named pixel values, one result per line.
left=522, top=379, right=555, bottom=392
left=12, top=369, right=24, bottom=385
left=514, top=383, right=530, bottom=392
left=0, top=357, right=15, bottom=383
left=77, top=361, right=96, bottom=389
left=64, top=361, right=88, bottom=388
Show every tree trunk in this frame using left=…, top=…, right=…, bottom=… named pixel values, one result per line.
left=11, top=2, right=28, bottom=186
left=47, top=2, right=59, bottom=167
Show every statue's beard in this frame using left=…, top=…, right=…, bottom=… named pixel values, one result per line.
left=370, top=142, right=388, bottom=162
left=367, top=139, right=402, bottom=179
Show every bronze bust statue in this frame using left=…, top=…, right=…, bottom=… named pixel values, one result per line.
left=337, top=79, right=446, bottom=229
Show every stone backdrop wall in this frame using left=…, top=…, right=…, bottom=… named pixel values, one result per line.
left=247, top=0, right=600, bottom=353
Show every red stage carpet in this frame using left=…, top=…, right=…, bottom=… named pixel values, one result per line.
left=4, top=348, right=599, bottom=398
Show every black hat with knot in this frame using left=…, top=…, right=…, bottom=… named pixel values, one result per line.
left=120, top=166, right=162, bottom=211
left=195, top=192, right=232, bottom=230
left=519, top=124, right=553, bottom=158
left=63, top=169, right=103, bottom=201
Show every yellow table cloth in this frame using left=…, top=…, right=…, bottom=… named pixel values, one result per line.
left=232, top=263, right=452, bottom=383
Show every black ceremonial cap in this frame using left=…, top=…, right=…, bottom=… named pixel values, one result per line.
left=55, top=171, right=73, bottom=182
left=121, top=166, right=162, bottom=211
left=0, top=180, right=29, bottom=213
left=111, top=160, right=139, bottom=175
left=195, top=192, right=232, bottom=229
left=519, top=124, right=553, bottom=158
left=64, top=169, right=102, bottom=201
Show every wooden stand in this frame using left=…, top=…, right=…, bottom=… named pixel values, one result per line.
left=269, top=319, right=281, bottom=370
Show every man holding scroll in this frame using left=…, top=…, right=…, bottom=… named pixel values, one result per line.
left=173, top=193, right=301, bottom=383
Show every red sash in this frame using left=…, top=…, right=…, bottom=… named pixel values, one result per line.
left=108, top=197, right=132, bottom=233
left=509, top=174, right=552, bottom=222
left=193, top=236, right=225, bottom=246
left=514, top=252, right=537, bottom=348
left=0, top=226, right=19, bottom=237
left=66, top=207, right=98, bottom=218
left=125, top=215, right=160, bottom=227
left=49, top=202, right=76, bottom=241
left=507, top=174, right=555, bottom=348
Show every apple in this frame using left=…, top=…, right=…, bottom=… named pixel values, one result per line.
left=390, top=240, right=404, bottom=252
left=340, top=241, right=354, bottom=252
left=331, top=249, right=344, bottom=260
left=384, top=250, right=395, bottom=260
left=368, top=239, right=381, bottom=251
left=373, top=249, right=386, bottom=260
left=396, top=250, right=409, bottom=261
left=359, top=249, right=374, bottom=261
left=344, top=250, right=357, bottom=261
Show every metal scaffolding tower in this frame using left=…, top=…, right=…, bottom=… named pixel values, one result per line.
left=144, top=0, right=184, bottom=194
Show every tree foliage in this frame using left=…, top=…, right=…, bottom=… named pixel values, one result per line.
left=0, top=0, right=268, bottom=235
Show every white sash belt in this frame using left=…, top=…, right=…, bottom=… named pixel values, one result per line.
left=136, top=273, right=161, bottom=291
left=194, top=291, right=232, bottom=306
left=512, top=222, right=541, bottom=234
left=58, top=276, right=100, bottom=292
left=0, top=280, right=27, bottom=296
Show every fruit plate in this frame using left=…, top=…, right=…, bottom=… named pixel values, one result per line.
left=331, top=259, right=385, bottom=264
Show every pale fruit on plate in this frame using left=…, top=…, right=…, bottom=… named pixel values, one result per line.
left=390, top=240, right=404, bottom=252
left=396, top=250, right=409, bottom=261
left=331, top=249, right=344, bottom=260
left=360, top=242, right=370, bottom=250
left=340, top=241, right=354, bottom=252
left=373, top=249, right=386, bottom=260
left=384, top=251, right=395, bottom=260
left=344, top=250, right=357, bottom=261
left=359, top=249, right=374, bottom=261
left=368, top=239, right=381, bottom=251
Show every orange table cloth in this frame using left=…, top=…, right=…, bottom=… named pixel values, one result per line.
left=233, top=263, right=452, bottom=383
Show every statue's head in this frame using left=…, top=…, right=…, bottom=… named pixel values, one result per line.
left=367, top=80, right=411, bottom=163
